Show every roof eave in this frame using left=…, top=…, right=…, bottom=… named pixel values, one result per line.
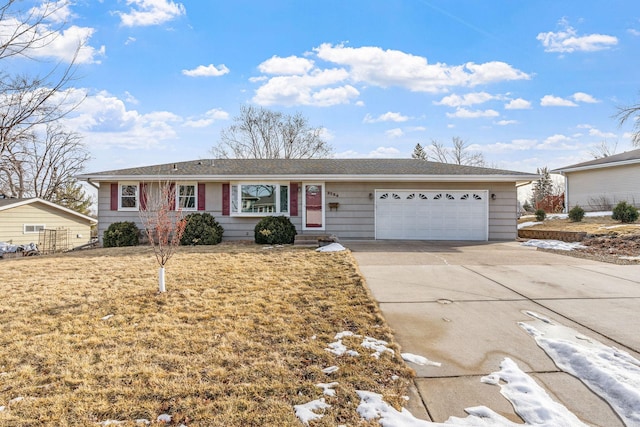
left=0, top=198, right=97, bottom=223
left=79, top=173, right=539, bottom=183
left=552, top=158, right=640, bottom=174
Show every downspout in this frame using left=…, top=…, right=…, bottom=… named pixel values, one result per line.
left=86, top=178, right=100, bottom=191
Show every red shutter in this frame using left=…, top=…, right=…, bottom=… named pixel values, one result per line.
left=139, top=182, right=147, bottom=210
left=168, top=183, right=176, bottom=210
left=290, top=183, right=298, bottom=216
left=222, top=183, right=230, bottom=216
left=198, top=183, right=205, bottom=211
left=110, top=183, right=118, bottom=210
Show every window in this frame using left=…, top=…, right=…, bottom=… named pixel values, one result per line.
left=177, top=184, right=196, bottom=210
left=119, top=183, right=138, bottom=210
left=24, top=224, right=45, bottom=234
left=230, top=183, right=289, bottom=216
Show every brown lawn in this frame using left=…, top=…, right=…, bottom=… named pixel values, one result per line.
left=0, top=244, right=414, bottom=426
left=518, top=214, right=640, bottom=235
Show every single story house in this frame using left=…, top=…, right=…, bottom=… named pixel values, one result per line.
left=552, top=148, right=640, bottom=212
left=78, top=159, right=538, bottom=242
left=0, top=197, right=97, bottom=249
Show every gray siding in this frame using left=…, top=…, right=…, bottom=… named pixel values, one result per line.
left=566, top=164, right=640, bottom=211
left=98, top=180, right=519, bottom=242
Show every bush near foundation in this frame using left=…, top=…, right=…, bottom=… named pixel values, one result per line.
left=180, top=213, right=224, bottom=245
left=103, top=221, right=139, bottom=247
left=254, top=216, right=297, bottom=245
left=568, top=205, right=585, bottom=222
left=612, top=201, right=639, bottom=223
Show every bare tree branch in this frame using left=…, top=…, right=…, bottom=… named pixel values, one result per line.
left=211, top=105, right=332, bottom=159
left=615, top=102, right=640, bottom=147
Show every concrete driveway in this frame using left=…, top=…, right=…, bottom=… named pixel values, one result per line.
left=347, top=240, right=640, bottom=426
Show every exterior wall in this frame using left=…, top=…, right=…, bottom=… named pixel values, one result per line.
left=0, top=203, right=93, bottom=247
left=98, top=180, right=518, bottom=242
left=566, top=164, right=640, bottom=211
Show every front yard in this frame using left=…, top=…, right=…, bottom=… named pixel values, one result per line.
left=0, top=245, right=414, bottom=426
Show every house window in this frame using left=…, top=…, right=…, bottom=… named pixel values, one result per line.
left=230, top=183, right=289, bottom=216
left=24, top=224, right=45, bottom=233
left=177, top=184, right=197, bottom=210
left=119, top=183, right=139, bottom=210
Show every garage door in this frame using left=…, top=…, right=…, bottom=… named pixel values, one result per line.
left=375, top=190, right=488, bottom=241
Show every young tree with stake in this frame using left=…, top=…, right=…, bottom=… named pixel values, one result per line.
left=139, top=181, right=186, bottom=293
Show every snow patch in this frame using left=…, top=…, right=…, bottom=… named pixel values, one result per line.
left=517, top=221, right=542, bottom=230
left=401, top=353, right=442, bottom=367
left=521, top=239, right=584, bottom=251
left=521, top=312, right=640, bottom=425
left=316, top=243, right=346, bottom=252
left=294, top=398, right=330, bottom=425
left=316, top=382, right=339, bottom=396
left=156, top=414, right=171, bottom=423
left=322, top=365, right=339, bottom=374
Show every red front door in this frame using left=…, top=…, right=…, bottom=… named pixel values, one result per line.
left=305, top=184, right=323, bottom=228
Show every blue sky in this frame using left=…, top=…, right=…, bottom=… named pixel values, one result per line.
left=9, top=0, right=640, bottom=173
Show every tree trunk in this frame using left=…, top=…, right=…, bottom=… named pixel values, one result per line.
left=158, top=267, right=166, bottom=293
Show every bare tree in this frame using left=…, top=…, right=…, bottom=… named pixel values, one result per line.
left=426, top=137, right=486, bottom=166
left=211, top=105, right=332, bottom=159
left=0, top=124, right=90, bottom=200
left=589, top=140, right=618, bottom=159
left=139, top=182, right=187, bottom=293
left=615, top=101, right=640, bottom=147
left=0, top=1, right=89, bottom=205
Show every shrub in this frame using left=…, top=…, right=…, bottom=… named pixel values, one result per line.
left=103, top=221, right=139, bottom=247
left=568, top=205, right=585, bottom=222
left=254, top=216, right=297, bottom=245
left=612, top=201, right=639, bottom=223
left=535, top=209, right=546, bottom=222
left=180, top=213, right=224, bottom=245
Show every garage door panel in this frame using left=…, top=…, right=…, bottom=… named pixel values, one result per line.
left=375, top=190, right=488, bottom=241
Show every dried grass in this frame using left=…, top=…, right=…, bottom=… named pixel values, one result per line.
left=519, top=215, right=640, bottom=235
left=0, top=244, right=414, bottom=426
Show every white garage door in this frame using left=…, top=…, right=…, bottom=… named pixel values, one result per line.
left=375, top=190, right=488, bottom=241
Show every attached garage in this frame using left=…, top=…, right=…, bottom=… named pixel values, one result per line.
left=375, top=190, right=488, bottom=241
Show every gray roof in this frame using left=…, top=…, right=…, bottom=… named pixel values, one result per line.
left=78, top=158, right=537, bottom=181
left=553, top=148, right=640, bottom=172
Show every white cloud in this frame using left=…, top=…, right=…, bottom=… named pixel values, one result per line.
left=124, top=91, right=139, bottom=104
left=30, top=0, right=75, bottom=24
left=368, top=146, right=402, bottom=157
left=505, top=98, right=532, bottom=109
left=314, top=44, right=530, bottom=93
left=182, top=64, right=230, bottom=77
left=119, top=0, right=186, bottom=27
left=628, top=29, right=640, bottom=37
left=537, top=134, right=578, bottom=150
left=540, top=95, right=578, bottom=107
left=0, top=17, right=104, bottom=64
left=537, top=19, right=618, bottom=53
left=252, top=68, right=359, bottom=107
left=63, top=90, right=181, bottom=149
left=572, top=92, right=599, bottom=103
left=258, top=56, right=315, bottom=75
left=434, top=92, right=497, bottom=107
left=363, top=112, right=409, bottom=123
left=251, top=43, right=530, bottom=107
left=183, top=108, right=229, bottom=128
left=469, top=139, right=537, bottom=153
left=446, top=108, right=499, bottom=119
left=496, top=120, right=518, bottom=126
left=385, top=128, right=404, bottom=138
left=587, top=127, right=617, bottom=139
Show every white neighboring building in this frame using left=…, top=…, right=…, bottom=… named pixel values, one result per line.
left=552, top=148, right=640, bottom=212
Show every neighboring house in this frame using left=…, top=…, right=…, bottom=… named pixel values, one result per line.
left=77, top=159, right=538, bottom=242
left=552, top=148, right=640, bottom=212
left=0, top=197, right=97, bottom=250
